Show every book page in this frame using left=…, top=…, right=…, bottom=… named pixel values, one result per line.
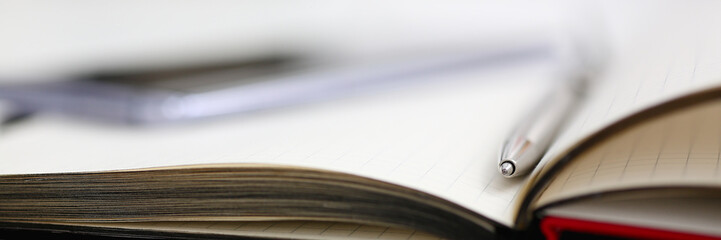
left=0, top=61, right=555, bottom=227
left=537, top=96, right=721, bottom=206
left=518, top=1, right=721, bottom=211
left=59, top=221, right=442, bottom=240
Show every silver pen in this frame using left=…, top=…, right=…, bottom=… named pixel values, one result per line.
left=498, top=79, right=585, bottom=177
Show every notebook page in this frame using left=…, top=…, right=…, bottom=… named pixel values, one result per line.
left=537, top=97, right=721, bottom=206
left=518, top=2, right=721, bottom=208
left=64, top=221, right=442, bottom=240
left=0, top=62, right=554, bottom=226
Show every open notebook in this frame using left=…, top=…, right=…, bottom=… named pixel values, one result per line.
left=2, top=8, right=721, bottom=240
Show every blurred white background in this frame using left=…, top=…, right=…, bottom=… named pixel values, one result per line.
left=0, top=0, right=602, bottom=80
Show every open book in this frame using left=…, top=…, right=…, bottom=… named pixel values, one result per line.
left=2, top=13, right=721, bottom=240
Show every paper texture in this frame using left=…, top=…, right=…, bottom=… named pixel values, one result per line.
left=538, top=96, right=721, bottom=206
left=520, top=2, right=721, bottom=210
left=0, top=63, right=554, bottom=226
left=69, top=221, right=441, bottom=240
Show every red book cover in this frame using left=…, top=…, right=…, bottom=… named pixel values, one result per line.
left=541, top=216, right=721, bottom=240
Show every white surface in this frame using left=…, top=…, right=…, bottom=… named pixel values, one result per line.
left=0, top=1, right=583, bottom=79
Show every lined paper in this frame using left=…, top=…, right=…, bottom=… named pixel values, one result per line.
left=0, top=62, right=554, bottom=226
left=537, top=90, right=721, bottom=207
left=519, top=4, right=721, bottom=210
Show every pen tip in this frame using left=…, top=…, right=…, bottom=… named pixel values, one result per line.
left=500, top=162, right=515, bottom=177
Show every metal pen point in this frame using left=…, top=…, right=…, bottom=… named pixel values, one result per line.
left=500, top=162, right=515, bottom=176
left=498, top=78, right=585, bottom=178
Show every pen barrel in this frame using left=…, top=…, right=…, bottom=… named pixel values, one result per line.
left=523, top=85, right=576, bottom=145
left=499, top=83, right=579, bottom=177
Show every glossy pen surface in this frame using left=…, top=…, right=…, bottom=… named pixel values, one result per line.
left=498, top=79, right=584, bottom=177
